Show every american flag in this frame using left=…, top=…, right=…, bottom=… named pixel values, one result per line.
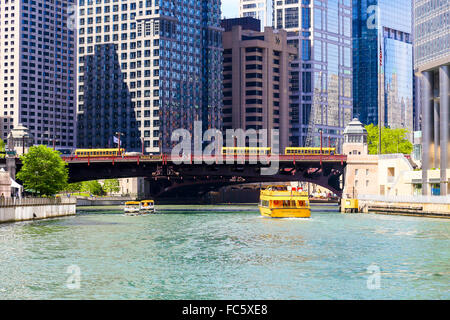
left=113, top=136, right=121, bottom=147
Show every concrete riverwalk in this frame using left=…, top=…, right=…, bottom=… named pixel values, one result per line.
left=0, top=197, right=76, bottom=223
left=357, top=195, right=450, bottom=219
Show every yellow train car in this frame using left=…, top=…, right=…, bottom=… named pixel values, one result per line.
left=284, top=147, right=336, bottom=155
left=222, top=147, right=271, bottom=155
left=74, top=148, right=125, bottom=157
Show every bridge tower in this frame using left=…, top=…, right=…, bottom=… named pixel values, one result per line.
left=341, top=118, right=378, bottom=202
left=342, top=118, right=368, bottom=156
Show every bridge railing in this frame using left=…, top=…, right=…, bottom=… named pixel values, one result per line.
left=0, top=197, right=76, bottom=207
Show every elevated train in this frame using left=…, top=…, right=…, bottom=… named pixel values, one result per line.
left=222, top=147, right=337, bottom=156
left=67, top=147, right=337, bottom=158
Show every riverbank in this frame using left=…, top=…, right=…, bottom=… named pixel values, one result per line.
left=76, top=196, right=135, bottom=206
left=0, top=197, right=76, bottom=224
left=342, top=195, right=450, bottom=219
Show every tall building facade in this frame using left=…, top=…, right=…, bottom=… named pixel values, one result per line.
left=414, top=0, right=449, bottom=195
left=353, top=0, right=414, bottom=139
left=0, top=0, right=77, bottom=147
left=77, top=0, right=223, bottom=153
left=239, top=0, right=273, bottom=30
left=222, top=17, right=296, bottom=151
left=273, top=0, right=353, bottom=151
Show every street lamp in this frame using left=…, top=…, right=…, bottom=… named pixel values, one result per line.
left=115, top=132, right=125, bottom=155
left=52, top=136, right=59, bottom=150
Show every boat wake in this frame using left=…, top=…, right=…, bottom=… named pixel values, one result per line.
left=257, top=216, right=312, bottom=221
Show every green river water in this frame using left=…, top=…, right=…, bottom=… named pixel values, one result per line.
left=0, top=204, right=448, bottom=299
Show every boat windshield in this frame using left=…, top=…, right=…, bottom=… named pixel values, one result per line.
left=125, top=202, right=140, bottom=206
left=266, top=186, right=288, bottom=191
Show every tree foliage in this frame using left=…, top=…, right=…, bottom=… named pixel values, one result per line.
left=0, top=138, right=5, bottom=159
left=64, top=182, right=83, bottom=193
left=16, top=145, right=68, bottom=196
left=102, top=179, right=120, bottom=194
left=365, top=124, right=413, bottom=155
left=81, top=180, right=104, bottom=196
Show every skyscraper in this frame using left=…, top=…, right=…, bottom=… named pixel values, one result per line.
left=273, top=0, right=353, bottom=150
left=239, top=0, right=273, bottom=30
left=76, top=0, right=223, bottom=153
left=414, top=0, right=449, bottom=195
left=222, top=17, right=296, bottom=151
left=0, top=0, right=77, bottom=147
left=353, top=0, right=414, bottom=139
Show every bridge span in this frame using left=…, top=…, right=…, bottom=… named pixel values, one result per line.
left=62, top=154, right=347, bottom=198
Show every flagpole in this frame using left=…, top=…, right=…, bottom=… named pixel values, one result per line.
left=377, top=6, right=382, bottom=155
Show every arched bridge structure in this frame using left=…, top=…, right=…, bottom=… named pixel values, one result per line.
left=62, top=154, right=347, bottom=198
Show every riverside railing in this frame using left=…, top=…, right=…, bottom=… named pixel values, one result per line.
left=0, top=197, right=76, bottom=207
left=357, top=194, right=450, bottom=204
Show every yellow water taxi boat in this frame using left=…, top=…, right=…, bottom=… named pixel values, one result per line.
left=259, top=185, right=311, bottom=218
left=140, top=200, right=155, bottom=214
left=124, top=201, right=140, bottom=215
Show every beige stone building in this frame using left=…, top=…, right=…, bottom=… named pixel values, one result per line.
left=6, top=124, right=33, bottom=156
left=222, top=18, right=297, bottom=151
left=342, top=118, right=421, bottom=198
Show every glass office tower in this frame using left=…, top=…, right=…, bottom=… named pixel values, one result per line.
left=414, top=0, right=450, bottom=195
left=77, top=0, right=223, bottom=153
left=273, top=0, right=353, bottom=151
left=239, top=0, right=273, bottom=30
left=353, top=0, right=413, bottom=139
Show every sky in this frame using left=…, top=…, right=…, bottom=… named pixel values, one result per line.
left=222, top=0, right=240, bottom=19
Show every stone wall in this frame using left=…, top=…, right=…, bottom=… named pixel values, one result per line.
left=0, top=198, right=76, bottom=223
left=356, top=195, right=450, bottom=218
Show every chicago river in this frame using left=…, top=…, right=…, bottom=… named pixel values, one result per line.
left=0, top=205, right=448, bottom=299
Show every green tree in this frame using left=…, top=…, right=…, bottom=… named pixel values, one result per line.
left=16, top=145, right=68, bottom=196
left=64, top=182, right=83, bottom=193
left=0, top=138, right=5, bottom=159
left=81, top=180, right=104, bottom=196
left=366, top=124, right=413, bottom=155
left=102, top=179, right=120, bottom=195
